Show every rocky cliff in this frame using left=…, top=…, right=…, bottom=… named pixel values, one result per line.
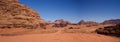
left=0, top=0, right=45, bottom=28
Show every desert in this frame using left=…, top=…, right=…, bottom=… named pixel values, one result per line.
left=0, top=0, right=120, bottom=42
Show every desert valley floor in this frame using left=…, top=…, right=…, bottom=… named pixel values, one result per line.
left=0, top=28, right=119, bottom=42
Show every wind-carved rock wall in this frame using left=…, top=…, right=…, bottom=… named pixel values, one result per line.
left=0, top=0, right=45, bottom=28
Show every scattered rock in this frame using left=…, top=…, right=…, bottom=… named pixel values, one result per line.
left=68, top=27, right=80, bottom=29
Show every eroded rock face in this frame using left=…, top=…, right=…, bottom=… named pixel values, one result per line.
left=95, top=24, right=120, bottom=37
left=0, top=0, right=45, bottom=28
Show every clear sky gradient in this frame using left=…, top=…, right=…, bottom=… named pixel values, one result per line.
left=19, top=0, right=120, bottom=23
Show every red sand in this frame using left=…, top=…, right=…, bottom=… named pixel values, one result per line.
left=0, top=30, right=119, bottom=42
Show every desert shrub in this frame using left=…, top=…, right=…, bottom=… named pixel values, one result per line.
left=68, top=27, right=73, bottom=29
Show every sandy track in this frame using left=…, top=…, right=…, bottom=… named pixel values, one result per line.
left=0, top=29, right=119, bottom=42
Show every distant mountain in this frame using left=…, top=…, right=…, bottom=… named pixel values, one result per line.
left=53, top=19, right=71, bottom=27
left=102, top=19, right=120, bottom=24
left=78, top=20, right=85, bottom=25
left=78, top=20, right=99, bottom=26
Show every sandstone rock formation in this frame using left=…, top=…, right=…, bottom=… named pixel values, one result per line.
left=53, top=19, right=71, bottom=27
left=78, top=20, right=85, bottom=25
left=78, top=20, right=99, bottom=27
left=102, top=19, right=120, bottom=25
left=0, top=0, right=45, bottom=28
left=95, top=23, right=120, bottom=37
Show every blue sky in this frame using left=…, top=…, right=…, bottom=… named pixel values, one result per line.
left=19, top=0, right=120, bottom=23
